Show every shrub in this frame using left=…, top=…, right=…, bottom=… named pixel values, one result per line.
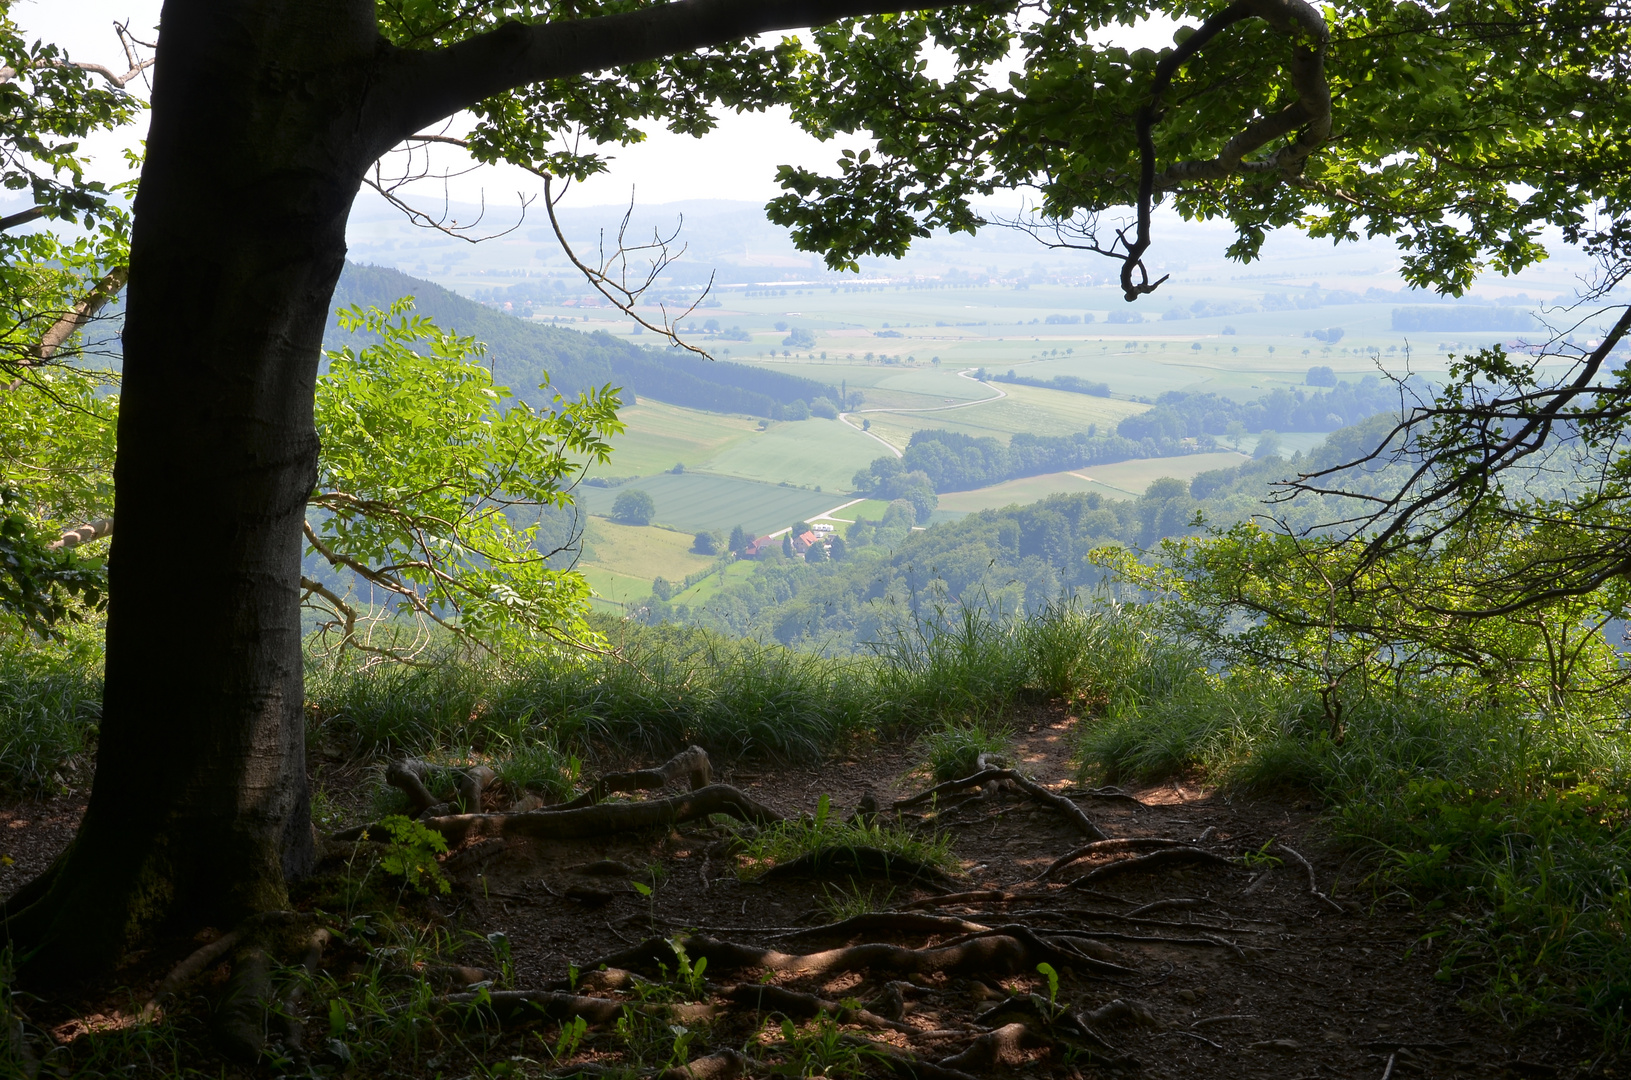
left=611, top=489, right=655, bottom=525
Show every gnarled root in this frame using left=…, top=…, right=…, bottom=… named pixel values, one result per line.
left=386, top=759, right=494, bottom=817
left=560, top=745, right=714, bottom=810
left=210, top=913, right=325, bottom=1064
left=656, top=1048, right=747, bottom=1080
left=1069, top=846, right=1234, bottom=885
left=1040, top=837, right=1186, bottom=880
left=766, top=911, right=990, bottom=945
left=590, top=927, right=1133, bottom=981
left=894, top=768, right=1107, bottom=841
left=755, top=846, right=960, bottom=890
left=726, top=984, right=910, bottom=1032
left=337, top=783, right=782, bottom=847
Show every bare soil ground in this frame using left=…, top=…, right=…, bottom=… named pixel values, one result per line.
left=3, top=708, right=1606, bottom=1077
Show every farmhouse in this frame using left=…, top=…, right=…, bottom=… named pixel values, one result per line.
left=743, top=535, right=778, bottom=558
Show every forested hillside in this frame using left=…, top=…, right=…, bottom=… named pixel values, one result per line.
left=656, top=415, right=1403, bottom=648
left=330, top=264, right=835, bottom=415
left=1116, top=376, right=1421, bottom=441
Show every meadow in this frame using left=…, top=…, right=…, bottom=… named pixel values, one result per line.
left=571, top=470, right=846, bottom=535
left=697, top=416, right=884, bottom=492
left=597, top=398, right=761, bottom=475
left=930, top=450, right=1252, bottom=513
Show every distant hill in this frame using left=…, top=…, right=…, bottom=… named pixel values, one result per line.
left=328, top=263, right=834, bottom=415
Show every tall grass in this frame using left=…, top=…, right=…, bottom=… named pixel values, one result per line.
left=307, top=604, right=1148, bottom=766
left=1076, top=631, right=1631, bottom=1044
left=0, top=628, right=103, bottom=797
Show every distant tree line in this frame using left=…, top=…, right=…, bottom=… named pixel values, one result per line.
left=853, top=428, right=1211, bottom=496
left=981, top=370, right=1112, bottom=397
left=1116, top=376, right=1416, bottom=441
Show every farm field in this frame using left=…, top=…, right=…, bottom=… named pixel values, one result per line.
left=598, top=399, right=760, bottom=476
left=573, top=471, right=846, bottom=535
left=932, top=450, right=1251, bottom=514
left=699, top=417, right=881, bottom=492
left=579, top=518, right=717, bottom=580
left=858, top=379, right=1149, bottom=449
left=822, top=498, right=892, bottom=522
left=1078, top=450, right=1251, bottom=493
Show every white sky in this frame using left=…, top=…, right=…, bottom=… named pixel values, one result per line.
left=19, top=0, right=1178, bottom=209
left=19, top=2, right=1601, bottom=301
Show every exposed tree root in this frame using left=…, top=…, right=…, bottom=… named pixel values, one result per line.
left=336, top=783, right=782, bottom=846
left=1060, top=785, right=1149, bottom=808
left=141, top=929, right=245, bottom=1021
left=274, top=927, right=331, bottom=1070
left=936, top=1021, right=1041, bottom=1071
left=725, top=983, right=912, bottom=1032
left=386, top=759, right=494, bottom=817
left=755, top=846, right=960, bottom=890
left=1275, top=842, right=1345, bottom=913
left=560, top=745, right=714, bottom=810
left=765, top=911, right=991, bottom=944
left=656, top=1048, right=747, bottom=1080
left=432, top=989, right=628, bottom=1025
left=894, top=768, right=1107, bottom=840
left=896, top=889, right=1056, bottom=910
left=1069, top=846, right=1235, bottom=885
left=1124, top=896, right=1214, bottom=919
left=590, top=927, right=1131, bottom=981
left=1040, top=837, right=1185, bottom=880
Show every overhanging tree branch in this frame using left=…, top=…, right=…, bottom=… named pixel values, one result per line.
left=384, top=0, right=972, bottom=140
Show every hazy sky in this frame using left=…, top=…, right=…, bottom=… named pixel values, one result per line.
left=22, top=1, right=1177, bottom=211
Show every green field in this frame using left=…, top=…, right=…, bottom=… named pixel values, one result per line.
left=699, top=417, right=882, bottom=492
left=860, top=380, right=1149, bottom=449
left=580, top=518, right=717, bottom=578
left=822, top=498, right=892, bottom=522
left=574, top=471, right=848, bottom=534
left=932, top=451, right=1251, bottom=514
left=600, top=399, right=760, bottom=476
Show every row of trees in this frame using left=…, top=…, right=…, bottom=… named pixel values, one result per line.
left=1116, top=378, right=1419, bottom=443
left=853, top=426, right=1213, bottom=498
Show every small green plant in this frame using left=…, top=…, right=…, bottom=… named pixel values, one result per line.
left=1036, top=961, right=1059, bottom=1008
left=1239, top=839, right=1283, bottom=871
left=764, top=1014, right=880, bottom=1077
left=735, top=805, right=955, bottom=879
left=547, top=1015, right=588, bottom=1062
left=666, top=939, right=709, bottom=999
left=492, top=735, right=581, bottom=802
left=820, top=882, right=891, bottom=920
left=918, top=719, right=1014, bottom=783
left=367, top=814, right=451, bottom=895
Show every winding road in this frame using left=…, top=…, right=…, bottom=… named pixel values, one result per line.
left=837, top=368, right=1008, bottom=459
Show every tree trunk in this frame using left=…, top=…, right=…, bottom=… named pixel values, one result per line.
left=3, top=0, right=391, bottom=975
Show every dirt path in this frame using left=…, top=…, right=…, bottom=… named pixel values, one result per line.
left=430, top=711, right=1585, bottom=1078
left=3, top=711, right=1596, bottom=1076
